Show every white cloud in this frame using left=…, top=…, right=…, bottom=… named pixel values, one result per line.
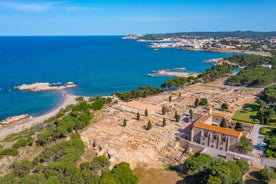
left=118, top=16, right=182, bottom=22
left=0, top=1, right=60, bottom=12
left=65, top=6, right=99, bottom=11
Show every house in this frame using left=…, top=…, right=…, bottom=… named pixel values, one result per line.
left=190, top=109, right=242, bottom=151
left=261, top=64, right=272, bottom=69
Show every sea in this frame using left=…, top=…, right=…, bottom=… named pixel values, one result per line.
left=0, top=36, right=233, bottom=120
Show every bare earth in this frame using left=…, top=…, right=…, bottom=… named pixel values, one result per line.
left=80, top=81, right=261, bottom=169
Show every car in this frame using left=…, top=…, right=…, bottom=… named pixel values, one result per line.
left=260, top=142, right=267, bottom=146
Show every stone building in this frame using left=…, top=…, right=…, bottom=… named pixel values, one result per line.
left=190, top=110, right=242, bottom=151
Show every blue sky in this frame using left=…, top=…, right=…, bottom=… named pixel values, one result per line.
left=0, top=0, right=275, bottom=35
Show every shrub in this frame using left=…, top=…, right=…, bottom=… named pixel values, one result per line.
left=12, top=138, right=28, bottom=149
left=0, top=148, right=19, bottom=156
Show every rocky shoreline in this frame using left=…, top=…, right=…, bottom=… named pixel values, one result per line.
left=148, top=69, right=198, bottom=77
left=14, top=82, right=76, bottom=92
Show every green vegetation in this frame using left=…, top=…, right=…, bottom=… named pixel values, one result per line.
left=0, top=148, right=19, bottom=156
left=198, top=65, right=233, bottom=82
left=114, top=86, right=162, bottom=101
left=175, top=111, right=180, bottom=122
left=123, top=119, right=127, bottom=127
left=136, top=112, right=140, bottom=121
left=161, top=76, right=199, bottom=89
left=183, top=154, right=249, bottom=184
left=237, top=136, right=253, bottom=153
left=221, top=103, right=229, bottom=110
left=199, top=98, right=208, bottom=105
left=232, top=103, right=259, bottom=124
left=189, top=109, right=193, bottom=117
left=226, top=55, right=276, bottom=87
left=234, top=122, right=244, bottom=132
left=144, top=109, right=148, bottom=116
left=260, top=127, right=276, bottom=157
left=227, top=66, right=276, bottom=86
left=1, top=138, right=137, bottom=184
left=147, top=121, right=152, bottom=130
left=162, top=118, right=166, bottom=127
left=169, top=96, right=172, bottom=101
left=162, top=106, right=166, bottom=115
left=259, top=168, right=276, bottom=182
left=227, top=54, right=276, bottom=67
left=0, top=96, right=137, bottom=183
left=220, top=118, right=227, bottom=128
left=194, top=98, right=200, bottom=107
left=194, top=98, right=208, bottom=107
left=258, top=85, right=276, bottom=125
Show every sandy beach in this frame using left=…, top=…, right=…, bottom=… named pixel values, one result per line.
left=0, top=90, right=78, bottom=140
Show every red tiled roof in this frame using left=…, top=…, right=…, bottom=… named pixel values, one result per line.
left=194, top=121, right=241, bottom=137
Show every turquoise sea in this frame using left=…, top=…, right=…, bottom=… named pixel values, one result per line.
left=0, top=36, right=233, bottom=120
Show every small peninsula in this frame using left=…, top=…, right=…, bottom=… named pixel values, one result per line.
left=14, top=82, right=76, bottom=92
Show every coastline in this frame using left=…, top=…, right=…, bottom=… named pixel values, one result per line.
left=0, top=90, right=78, bottom=140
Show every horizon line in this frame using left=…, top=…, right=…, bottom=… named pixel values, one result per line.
left=1, top=30, right=276, bottom=37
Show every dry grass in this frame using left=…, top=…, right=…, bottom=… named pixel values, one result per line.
left=133, top=167, right=184, bottom=184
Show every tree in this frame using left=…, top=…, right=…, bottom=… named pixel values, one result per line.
left=200, top=98, right=208, bottom=105
left=90, top=156, right=110, bottom=175
left=145, top=109, right=148, bottom=116
left=268, top=137, right=276, bottom=151
left=136, top=113, right=140, bottom=121
left=123, top=119, right=127, bottom=127
left=260, top=168, right=273, bottom=182
left=238, top=136, right=253, bottom=153
left=189, top=109, right=193, bottom=117
left=221, top=103, right=229, bottom=110
left=147, top=121, right=152, bottom=130
left=111, top=162, right=138, bottom=184
left=13, top=160, right=33, bottom=178
left=179, top=92, right=181, bottom=97
left=184, top=154, right=214, bottom=174
left=175, top=115, right=180, bottom=122
left=175, top=111, right=180, bottom=122
left=162, top=106, right=166, bottom=115
left=169, top=96, right=172, bottom=102
left=236, top=159, right=250, bottom=175
left=235, top=122, right=244, bottom=131
left=220, top=118, right=227, bottom=128
left=194, top=98, right=200, bottom=107
left=100, top=173, right=117, bottom=184
left=75, top=96, right=84, bottom=102
left=207, top=176, right=222, bottom=184
left=162, top=118, right=166, bottom=127
left=175, top=111, right=178, bottom=119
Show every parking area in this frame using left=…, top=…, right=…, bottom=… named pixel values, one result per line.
left=248, top=124, right=265, bottom=156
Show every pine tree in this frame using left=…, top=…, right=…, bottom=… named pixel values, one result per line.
left=162, top=107, right=166, bottom=115
left=145, top=109, right=148, bottom=116
left=162, top=118, right=166, bottom=127
left=174, top=111, right=178, bottom=119
left=194, top=98, right=200, bottom=107
left=123, top=119, right=127, bottom=127
left=147, top=121, right=152, bottom=130
left=136, top=113, right=140, bottom=121
left=220, top=118, right=227, bottom=127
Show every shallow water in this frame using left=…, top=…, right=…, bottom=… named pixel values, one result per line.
left=0, top=36, right=233, bottom=120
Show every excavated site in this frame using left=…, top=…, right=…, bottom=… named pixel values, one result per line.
left=80, top=83, right=261, bottom=169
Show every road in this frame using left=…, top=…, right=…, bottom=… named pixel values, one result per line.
left=248, top=124, right=265, bottom=157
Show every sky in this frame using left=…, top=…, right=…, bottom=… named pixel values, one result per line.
left=0, top=0, right=275, bottom=35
